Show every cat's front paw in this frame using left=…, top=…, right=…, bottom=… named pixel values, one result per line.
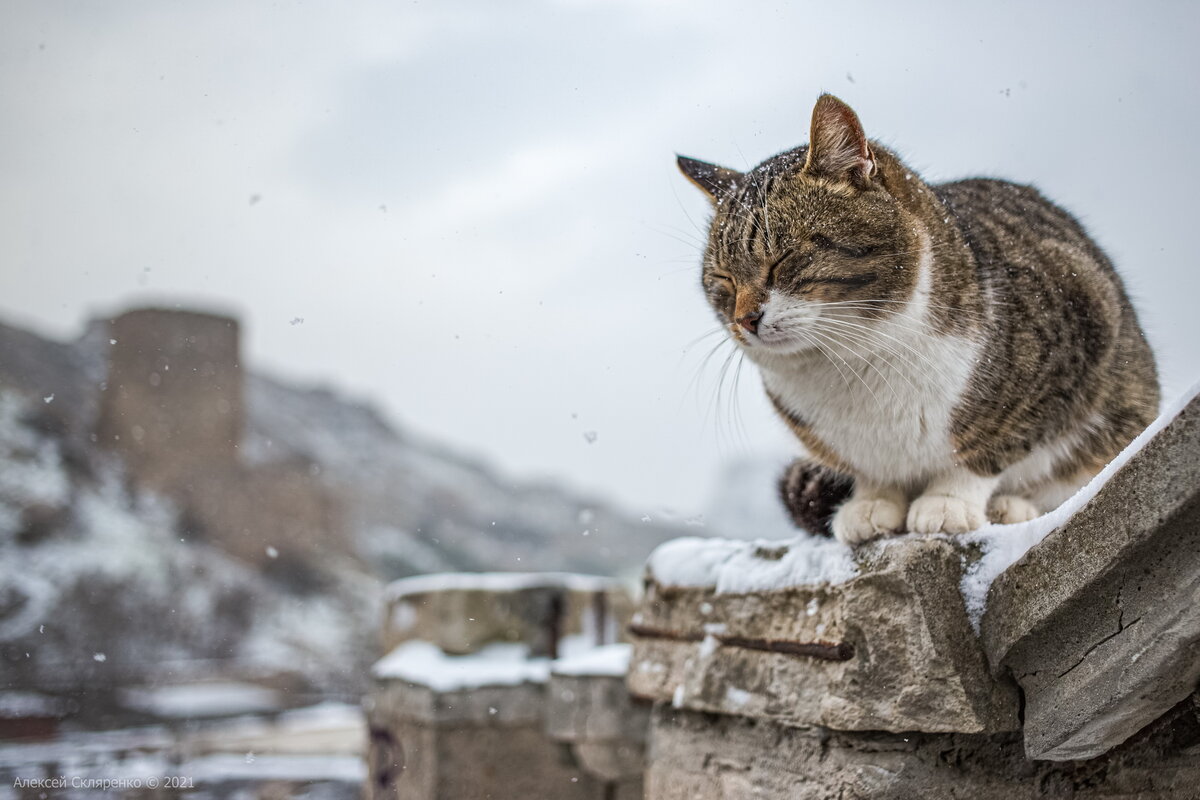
left=987, top=495, right=1040, bottom=525
left=907, top=495, right=986, bottom=534
left=831, top=497, right=906, bottom=546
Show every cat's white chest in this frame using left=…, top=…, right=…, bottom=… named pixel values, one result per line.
left=760, top=328, right=979, bottom=487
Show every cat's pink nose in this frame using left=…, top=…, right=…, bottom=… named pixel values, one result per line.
left=737, top=311, right=763, bottom=335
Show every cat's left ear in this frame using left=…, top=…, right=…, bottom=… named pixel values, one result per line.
left=677, top=155, right=742, bottom=202
left=803, top=94, right=877, bottom=188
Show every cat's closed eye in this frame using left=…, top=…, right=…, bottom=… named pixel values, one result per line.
left=705, top=273, right=735, bottom=293
left=812, top=234, right=875, bottom=259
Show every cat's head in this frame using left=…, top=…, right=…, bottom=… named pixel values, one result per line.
left=680, top=94, right=928, bottom=360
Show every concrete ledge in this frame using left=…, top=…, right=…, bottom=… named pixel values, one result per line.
left=645, top=695, right=1200, bottom=799
left=982, top=391, right=1200, bottom=760
left=629, top=537, right=1018, bottom=734
left=368, top=660, right=617, bottom=800
left=383, top=572, right=630, bottom=656
left=546, top=647, right=649, bottom=787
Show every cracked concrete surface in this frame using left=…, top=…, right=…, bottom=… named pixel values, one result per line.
left=981, top=392, right=1200, bottom=760
left=629, top=536, right=1019, bottom=734
left=647, top=697, right=1200, bottom=799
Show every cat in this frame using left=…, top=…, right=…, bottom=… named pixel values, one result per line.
left=679, top=94, right=1159, bottom=545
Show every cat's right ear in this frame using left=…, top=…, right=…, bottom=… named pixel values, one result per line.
left=677, top=156, right=742, bottom=202
left=803, top=94, right=876, bottom=188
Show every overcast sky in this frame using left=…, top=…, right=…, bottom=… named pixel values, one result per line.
left=2, top=1, right=1198, bottom=520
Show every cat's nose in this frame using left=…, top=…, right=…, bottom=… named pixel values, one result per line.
left=737, top=311, right=763, bottom=335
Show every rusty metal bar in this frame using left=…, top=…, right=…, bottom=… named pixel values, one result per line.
left=628, top=623, right=854, bottom=662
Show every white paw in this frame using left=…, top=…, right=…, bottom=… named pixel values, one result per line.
left=907, top=495, right=986, bottom=534
left=987, top=495, right=1040, bottom=525
left=832, top=497, right=906, bottom=546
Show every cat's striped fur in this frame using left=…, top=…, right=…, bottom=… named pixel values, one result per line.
left=681, top=94, right=1159, bottom=545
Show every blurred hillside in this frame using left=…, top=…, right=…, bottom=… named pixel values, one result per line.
left=0, top=307, right=690, bottom=706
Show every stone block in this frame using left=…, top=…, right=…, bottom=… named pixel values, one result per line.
left=367, top=650, right=631, bottom=800
left=982, top=391, right=1200, bottom=760
left=368, top=576, right=645, bottom=799
left=547, top=644, right=649, bottom=790
left=646, top=695, right=1200, bottom=799
left=383, top=572, right=632, bottom=656
left=629, top=536, right=1018, bottom=734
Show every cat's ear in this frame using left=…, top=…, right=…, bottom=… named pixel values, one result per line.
left=803, top=94, right=877, bottom=187
left=677, top=155, right=742, bottom=202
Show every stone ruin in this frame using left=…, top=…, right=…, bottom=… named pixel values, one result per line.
left=365, top=572, right=646, bottom=799
left=366, top=384, right=1200, bottom=798
left=95, top=307, right=345, bottom=566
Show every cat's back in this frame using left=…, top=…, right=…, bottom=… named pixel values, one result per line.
left=932, top=177, right=1159, bottom=480
left=933, top=178, right=1118, bottom=284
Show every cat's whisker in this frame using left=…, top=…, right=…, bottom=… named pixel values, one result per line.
left=684, top=334, right=734, bottom=411
left=713, top=344, right=745, bottom=450
left=813, top=315, right=952, bottom=379
left=791, top=324, right=917, bottom=406
left=809, top=300, right=1000, bottom=324
left=790, top=329, right=854, bottom=394
left=667, top=180, right=713, bottom=241
left=730, top=349, right=751, bottom=446
left=645, top=222, right=708, bottom=252
left=815, top=295, right=1013, bottom=313
left=816, top=309, right=968, bottom=362
left=807, top=323, right=925, bottom=399
left=790, top=313, right=945, bottom=384
left=801, top=328, right=890, bottom=414
left=772, top=326, right=883, bottom=411
left=684, top=326, right=732, bottom=351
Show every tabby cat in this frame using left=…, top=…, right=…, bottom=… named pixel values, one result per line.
left=680, top=94, right=1159, bottom=545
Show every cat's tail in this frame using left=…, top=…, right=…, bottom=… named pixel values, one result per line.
left=778, top=458, right=854, bottom=538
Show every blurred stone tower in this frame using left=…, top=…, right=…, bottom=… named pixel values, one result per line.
left=96, top=308, right=242, bottom=490
left=93, top=307, right=345, bottom=569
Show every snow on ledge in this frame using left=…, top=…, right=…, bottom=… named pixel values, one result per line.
left=373, top=635, right=610, bottom=691
left=551, top=643, right=631, bottom=677
left=646, top=534, right=857, bottom=594
left=959, top=380, right=1200, bottom=631
left=385, top=571, right=617, bottom=601
left=373, top=641, right=551, bottom=690
left=644, top=381, right=1199, bottom=633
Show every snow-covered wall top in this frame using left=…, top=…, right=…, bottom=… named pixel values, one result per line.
left=644, top=381, right=1200, bottom=631
left=959, top=379, right=1200, bottom=629
left=384, top=571, right=620, bottom=600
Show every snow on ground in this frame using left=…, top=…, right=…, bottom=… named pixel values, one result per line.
left=0, top=391, right=71, bottom=516
left=550, top=643, right=631, bottom=677
left=0, top=691, right=62, bottom=718
left=118, top=682, right=283, bottom=718
left=645, top=534, right=857, bottom=593
left=182, top=754, right=366, bottom=783
left=959, top=380, right=1200, bottom=630
left=0, top=701, right=367, bottom=783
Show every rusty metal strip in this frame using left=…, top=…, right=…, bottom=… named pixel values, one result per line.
left=628, top=623, right=854, bottom=662
left=627, top=623, right=703, bottom=643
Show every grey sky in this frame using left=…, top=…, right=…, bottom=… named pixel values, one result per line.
left=2, top=1, right=1198, bottom=519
